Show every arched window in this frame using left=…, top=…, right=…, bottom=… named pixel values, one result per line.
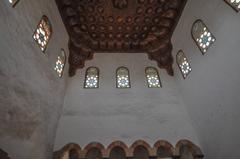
left=145, top=67, right=161, bottom=88
left=191, top=20, right=215, bottom=54
left=84, top=67, right=99, bottom=88
left=54, top=49, right=66, bottom=78
left=176, top=50, right=192, bottom=79
left=224, top=0, right=240, bottom=12
left=116, top=67, right=130, bottom=88
left=33, top=15, right=52, bottom=52
left=9, top=0, right=19, bottom=7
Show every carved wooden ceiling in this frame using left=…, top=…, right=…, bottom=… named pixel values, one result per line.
left=55, top=0, right=187, bottom=77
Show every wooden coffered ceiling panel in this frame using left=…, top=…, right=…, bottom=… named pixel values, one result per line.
left=55, top=0, right=187, bottom=76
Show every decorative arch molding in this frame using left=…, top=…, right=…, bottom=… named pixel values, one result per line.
left=54, top=139, right=203, bottom=159
left=84, top=142, right=105, bottom=152
left=154, top=140, right=174, bottom=157
left=131, top=140, right=152, bottom=156
left=107, top=141, right=128, bottom=156
left=53, top=143, right=81, bottom=159
left=175, top=139, right=204, bottom=158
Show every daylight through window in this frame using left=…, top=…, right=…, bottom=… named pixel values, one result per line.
left=192, top=20, right=215, bottom=54
left=176, top=50, right=192, bottom=79
left=145, top=67, right=161, bottom=88
left=54, top=49, right=66, bottom=78
left=84, top=67, right=99, bottom=89
left=33, top=16, right=52, bottom=52
left=116, top=67, right=130, bottom=88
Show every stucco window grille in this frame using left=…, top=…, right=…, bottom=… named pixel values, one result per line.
left=84, top=67, right=99, bottom=88
left=33, top=16, right=52, bottom=52
left=191, top=20, right=215, bottom=54
left=116, top=67, right=130, bottom=88
left=54, top=49, right=66, bottom=78
left=9, top=0, right=19, bottom=7
left=224, top=0, right=240, bottom=12
left=145, top=67, right=161, bottom=88
left=176, top=50, right=192, bottom=79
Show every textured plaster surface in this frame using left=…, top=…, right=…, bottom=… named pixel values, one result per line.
left=0, top=0, right=69, bottom=159
left=54, top=53, right=199, bottom=150
left=172, top=0, right=240, bottom=158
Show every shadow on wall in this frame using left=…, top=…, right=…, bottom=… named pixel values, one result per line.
left=0, top=149, right=11, bottom=159
left=53, top=139, right=203, bottom=159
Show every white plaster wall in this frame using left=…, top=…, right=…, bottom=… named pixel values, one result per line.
left=54, top=53, right=199, bottom=150
left=172, top=0, right=240, bottom=159
left=0, top=0, right=69, bottom=159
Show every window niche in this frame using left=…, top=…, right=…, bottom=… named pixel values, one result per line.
left=54, top=49, right=66, bottom=78
left=145, top=67, right=161, bottom=88
left=116, top=67, right=130, bottom=88
left=224, top=0, right=240, bottom=12
left=33, top=15, right=52, bottom=53
left=176, top=50, right=192, bottom=79
left=9, top=0, right=19, bottom=7
left=84, top=67, right=99, bottom=89
left=191, top=20, right=215, bottom=54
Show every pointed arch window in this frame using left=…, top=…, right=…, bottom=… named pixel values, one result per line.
left=116, top=67, right=130, bottom=88
left=145, top=67, right=161, bottom=88
left=224, top=0, right=240, bottom=12
left=177, top=50, right=192, bottom=79
left=54, top=49, right=66, bottom=78
left=84, top=67, right=99, bottom=89
left=33, top=15, right=52, bottom=52
left=9, top=0, right=19, bottom=7
left=191, top=20, right=215, bottom=54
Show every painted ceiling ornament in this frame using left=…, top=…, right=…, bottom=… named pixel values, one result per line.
left=55, top=0, right=188, bottom=77
left=112, top=0, right=128, bottom=9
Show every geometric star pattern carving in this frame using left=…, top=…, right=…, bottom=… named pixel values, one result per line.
left=55, top=0, right=188, bottom=77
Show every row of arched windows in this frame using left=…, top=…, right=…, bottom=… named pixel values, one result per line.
left=176, top=19, right=216, bottom=79
left=84, top=67, right=162, bottom=89
left=8, top=0, right=239, bottom=80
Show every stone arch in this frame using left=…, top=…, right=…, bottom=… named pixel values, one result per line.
left=131, top=140, right=151, bottom=153
left=53, top=143, right=81, bottom=159
left=154, top=140, right=174, bottom=157
left=108, top=141, right=128, bottom=159
left=84, top=142, right=105, bottom=159
left=107, top=141, right=128, bottom=154
left=175, top=140, right=203, bottom=158
left=84, top=142, right=105, bottom=152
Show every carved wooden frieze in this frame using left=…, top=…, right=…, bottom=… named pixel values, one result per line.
left=55, top=0, right=187, bottom=76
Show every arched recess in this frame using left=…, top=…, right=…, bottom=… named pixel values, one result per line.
left=53, top=143, right=81, bottom=159
left=132, top=140, right=151, bottom=159
left=84, top=142, right=105, bottom=159
left=107, top=141, right=128, bottom=155
left=175, top=140, right=204, bottom=159
left=109, top=145, right=127, bottom=159
left=154, top=140, right=174, bottom=158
